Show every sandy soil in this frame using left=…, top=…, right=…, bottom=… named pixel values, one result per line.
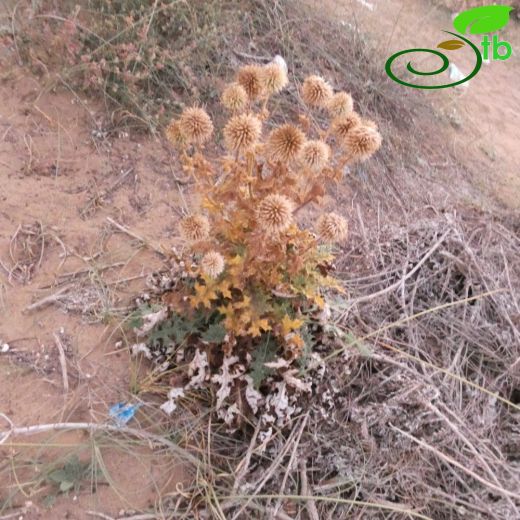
left=1, top=0, right=519, bottom=517
left=0, top=69, right=186, bottom=516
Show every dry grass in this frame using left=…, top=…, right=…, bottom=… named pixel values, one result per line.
left=83, top=205, right=519, bottom=519
left=170, top=208, right=518, bottom=519
left=0, top=221, right=67, bottom=285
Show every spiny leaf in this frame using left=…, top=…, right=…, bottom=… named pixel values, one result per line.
left=281, top=314, right=305, bottom=336
left=287, top=333, right=305, bottom=350
left=247, top=318, right=271, bottom=338
left=453, top=5, right=513, bottom=35
left=216, top=280, right=233, bottom=299
left=201, top=322, right=227, bottom=343
left=437, top=39, right=466, bottom=50
left=150, top=312, right=205, bottom=345
left=190, top=282, right=218, bottom=309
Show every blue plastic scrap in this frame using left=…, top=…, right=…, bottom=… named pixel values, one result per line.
left=108, top=402, right=141, bottom=426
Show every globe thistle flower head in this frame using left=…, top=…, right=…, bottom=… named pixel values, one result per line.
left=344, top=124, right=382, bottom=162
left=258, top=194, right=294, bottom=234
left=301, top=75, right=333, bottom=108
left=237, top=64, right=264, bottom=100
left=317, top=213, right=348, bottom=243
left=331, top=112, right=361, bottom=139
left=266, top=124, right=305, bottom=163
left=261, top=62, right=288, bottom=95
left=221, top=83, right=248, bottom=112
left=223, top=113, right=262, bottom=153
left=362, top=118, right=378, bottom=130
left=327, top=91, right=353, bottom=118
left=201, top=251, right=225, bottom=278
left=299, top=140, right=330, bottom=172
left=165, top=120, right=186, bottom=148
left=179, top=215, right=210, bottom=242
left=178, top=107, right=213, bottom=145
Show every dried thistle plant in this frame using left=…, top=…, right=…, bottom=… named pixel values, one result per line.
left=164, top=64, right=382, bottom=355
left=221, top=83, right=248, bottom=113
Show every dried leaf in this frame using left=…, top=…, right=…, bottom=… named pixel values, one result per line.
left=281, top=314, right=304, bottom=336
left=135, top=308, right=168, bottom=337
left=186, top=349, right=209, bottom=389
left=160, top=387, right=185, bottom=415
left=190, top=282, right=218, bottom=309
left=211, top=355, right=243, bottom=409
left=248, top=318, right=271, bottom=338
left=283, top=369, right=312, bottom=392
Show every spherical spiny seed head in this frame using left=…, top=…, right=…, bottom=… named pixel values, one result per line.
left=223, top=113, right=262, bottom=153
left=261, top=62, right=288, bottom=95
left=258, top=194, right=294, bottom=234
left=201, top=251, right=225, bottom=278
left=266, top=124, right=305, bottom=162
left=327, top=91, right=353, bottom=118
left=179, top=215, right=210, bottom=242
left=178, top=107, right=213, bottom=145
left=317, top=213, right=348, bottom=243
left=165, top=120, right=186, bottom=148
left=362, top=118, right=378, bottom=130
left=237, top=65, right=264, bottom=100
left=221, top=83, right=248, bottom=112
left=299, top=140, right=330, bottom=172
left=344, top=124, right=382, bottom=162
left=331, top=112, right=361, bottom=139
left=301, top=75, right=333, bottom=108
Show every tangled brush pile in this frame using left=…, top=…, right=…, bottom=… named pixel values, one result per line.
left=131, top=60, right=381, bottom=433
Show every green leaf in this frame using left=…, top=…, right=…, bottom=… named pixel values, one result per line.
left=59, top=480, right=74, bottom=493
left=128, top=304, right=154, bottom=330
left=149, top=312, right=203, bottom=345
left=201, top=322, right=227, bottom=343
left=64, top=455, right=84, bottom=478
left=453, top=5, right=513, bottom=34
left=48, top=469, right=69, bottom=483
left=437, top=39, right=466, bottom=50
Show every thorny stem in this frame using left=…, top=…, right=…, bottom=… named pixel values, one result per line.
left=246, top=152, right=256, bottom=198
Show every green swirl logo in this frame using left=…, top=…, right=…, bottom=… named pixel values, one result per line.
left=385, top=5, right=514, bottom=89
